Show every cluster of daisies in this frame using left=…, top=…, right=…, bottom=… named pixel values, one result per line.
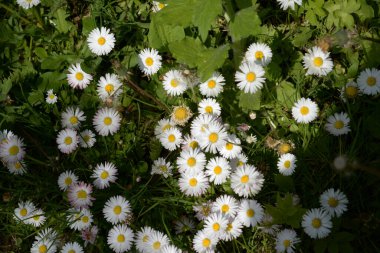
left=0, top=130, right=27, bottom=174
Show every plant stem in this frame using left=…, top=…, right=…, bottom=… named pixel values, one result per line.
left=0, top=3, right=32, bottom=24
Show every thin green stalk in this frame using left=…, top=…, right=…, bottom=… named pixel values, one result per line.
left=0, top=3, right=31, bottom=24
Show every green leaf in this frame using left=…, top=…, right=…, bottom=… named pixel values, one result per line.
left=0, top=78, right=12, bottom=102
left=229, top=7, right=261, bottom=41
left=28, top=90, right=44, bottom=105
left=82, top=16, right=97, bottom=36
left=34, top=47, right=48, bottom=59
left=154, top=0, right=196, bottom=27
left=292, top=28, right=313, bottom=48
left=276, top=81, right=297, bottom=109
left=274, top=174, right=294, bottom=192
left=198, top=44, right=229, bottom=81
left=192, top=0, right=222, bottom=40
left=53, top=9, right=74, bottom=33
left=168, top=37, right=205, bottom=68
left=238, top=91, right=261, bottom=112
left=314, top=239, right=328, bottom=253
left=149, top=16, right=186, bottom=48
left=356, top=0, right=374, bottom=21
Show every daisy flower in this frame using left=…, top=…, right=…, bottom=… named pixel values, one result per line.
left=0, top=129, right=14, bottom=143
left=301, top=208, right=332, bottom=239
left=178, top=171, right=210, bottom=197
left=79, top=129, right=96, bottom=148
left=162, top=245, right=183, bottom=253
left=67, top=63, right=93, bottom=89
left=103, top=195, right=132, bottom=225
left=229, top=153, right=248, bottom=170
left=341, top=80, right=360, bottom=101
left=303, top=46, right=333, bottom=76
left=138, top=48, right=162, bottom=75
left=277, top=142, right=294, bottom=155
left=220, top=218, right=243, bottom=241
left=61, top=106, right=86, bottom=129
left=258, top=213, right=281, bottom=235
left=275, top=229, right=300, bottom=253
left=25, top=208, right=46, bottom=227
left=93, top=107, right=121, bottom=136
left=205, top=156, right=231, bottom=185
left=236, top=199, right=264, bottom=227
left=162, top=70, right=188, bottom=96
left=17, top=0, right=40, bottom=9
left=235, top=61, right=266, bottom=94
left=159, top=127, right=182, bottom=151
left=107, top=224, right=134, bottom=253
left=30, top=238, right=57, bottom=253
left=190, top=114, right=219, bottom=137
left=14, top=200, right=35, bottom=222
left=45, top=89, right=57, bottom=104
left=174, top=216, right=196, bottom=234
left=152, top=1, right=167, bottom=12
left=291, top=97, right=319, bottom=124
left=193, top=201, right=214, bottom=221
left=198, top=98, right=221, bottom=117
left=67, top=208, right=93, bottom=231
left=171, top=105, right=193, bottom=126
left=230, top=164, right=265, bottom=197
left=212, top=195, right=239, bottom=218
left=198, top=120, right=228, bottom=154
left=199, top=72, right=225, bottom=97
left=61, top=242, right=84, bottom=253
left=245, top=42, right=273, bottom=66
left=56, top=128, right=79, bottom=154
left=276, top=0, right=302, bottom=10
left=204, top=212, right=229, bottom=238
left=246, top=134, right=258, bottom=144
left=325, top=112, right=351, bottom=136
left=97, top=73, right=123, bottom=101
left=7, top=160, right=27, bottom=175
left=135, top=226, right=155, bottom=252
left=0, top=135, right=25, bottom=163
left=193, top=229, right=218, bottom=253
left=151, top=157, right=173, bottom=178
left=87, top=27, right=116, bottom=56
left=81, top=225, right=99, bottom=246
left=319, top=188, right=348, bottom=217
left=181, top=134, right=200, bottom=151
left=154, top=118, right=175, bottom=137
left=67, top=182, right=95, bottom=209
left=277, top=153, right=297, bottom=176
left=145, top=230, right=170, bottom=252
left=58, top=170, right=78, bottom=191
left=91, top=162, right=118, bottom=189
left=176, top=148, right=206, bottom=174
left=357, top=68, right=380, bottom=95
left=218, top=134, right=242, bottom=159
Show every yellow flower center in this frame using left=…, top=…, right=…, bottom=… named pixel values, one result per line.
left=83, top=135, right=90, bottom=143
left=227, top=223, right=233, bottom=231
left=14, top=162, right=22, bottom=170
left=158, top=3, right=165, bottom=9
left=113, top=205, right=122, bottom=215
left=284, top=160, right=291, bottom=168
left=81, top=216, right=89, bottom=223
left=77, top=190, right=87, bottom=199
left=328, top=197, right=339, bottom=207
left=208, top=133, right=218, bottom=143
left=117, top=234, right=125, bottom=243
left=255, top=51, right=264, bottom=60
left=20, top=208, right=28, bottom=217
left=8, top=145, right=19, bottom=156
left=202, top=238, right=211, bottom=247
left=283, top=239, right=291, bottom=248
left=39, top=245, right=47, bottom=253
left=246, top=72, right=256, bottom=82
left=70, top=116, right=78, bottom=125
left=187, top=157, right=196, bottom=167
left=145, top=57, right=154, bottom=66
left=173, top=107, right=188, bottom=121
left=49, top=94, right=55, bottom=99
left=237, top=160, right=244, bottom=167
left=334, top=120, right=344, bottom=129
left=205, top=106, right=213, bottom=114
left=189, top=178, right=198, bottom=187
left=246, top=209, right=255, bottom=217
left=64, top=137, right=72, bottom=145
left=104, top=117, right=112, bottom=126
left=33, top=215, right=40, bottom=221
left=100, top=171, right=109, bottom=179
left=240, top=175, right=249, bottom=183
left=153, top=241, right=161, bottom=249
left=225, top=143, right=233, bottom=150
left=207, top=80, right=216, bottom=88
left=162, top=124, right=172, bottom=131
left=189, top=141, right=198, bottom=149
left=168, top=134, right=176, bottom=143
left=105, top=84, right=114, bottom=93
left=214, top=166, right=222, bottom=175
left=311, top=218, right=321, bottom=228
left=279, top=143, right=291, bottom=154
left=160, top=165, right=168, bottom=172
left=367, top=76, right=376, bottom=86
left=68, top=250, right=76, bottom=253
left=142, top=235, right=149, bottom=242
left=170, top=79, right=179, bottom=87
left=75, top=72, right=84, bottom=81
left=212, top=223, right=220, bottom=231
left=98, top=37, right=106, bottom=45
left=313, top=57, right=323, bottom=67
left=202, top=206, right=211, bottom=216
left=221, top=204, right=229, bottom=213
left=300, top=106, right=309, bottom=116
left=345, top=86, right=358, bottom=98
left=64, top=177, right=72, bottom=186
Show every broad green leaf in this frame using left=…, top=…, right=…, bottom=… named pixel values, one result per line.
left=198, top=44, right=229, bottom=81
left=0, top=78, right=12, bottom=102
left=82, top=16, right=96, bottom=35
left=356, top=0, right=374, bottom=21
left=53, top=9, right=74, bottom=33
left=34, top=47, right=48, bottom=59
left=238, top=91, right=261, bottom=112
left=28, top=90, right=44, bottom=105
left=192, top=0, right=222, bottom=40
left=168, top=37, right=205, bottom=68
left=148, top=16, right=185, bottom=48
left=154, top=0, right=196, bottom=27
left=292, top=28, right=313, bottom=48
left=229, top=7, right=261, bottom=41
left=276, top=81, right=297, bottom=109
